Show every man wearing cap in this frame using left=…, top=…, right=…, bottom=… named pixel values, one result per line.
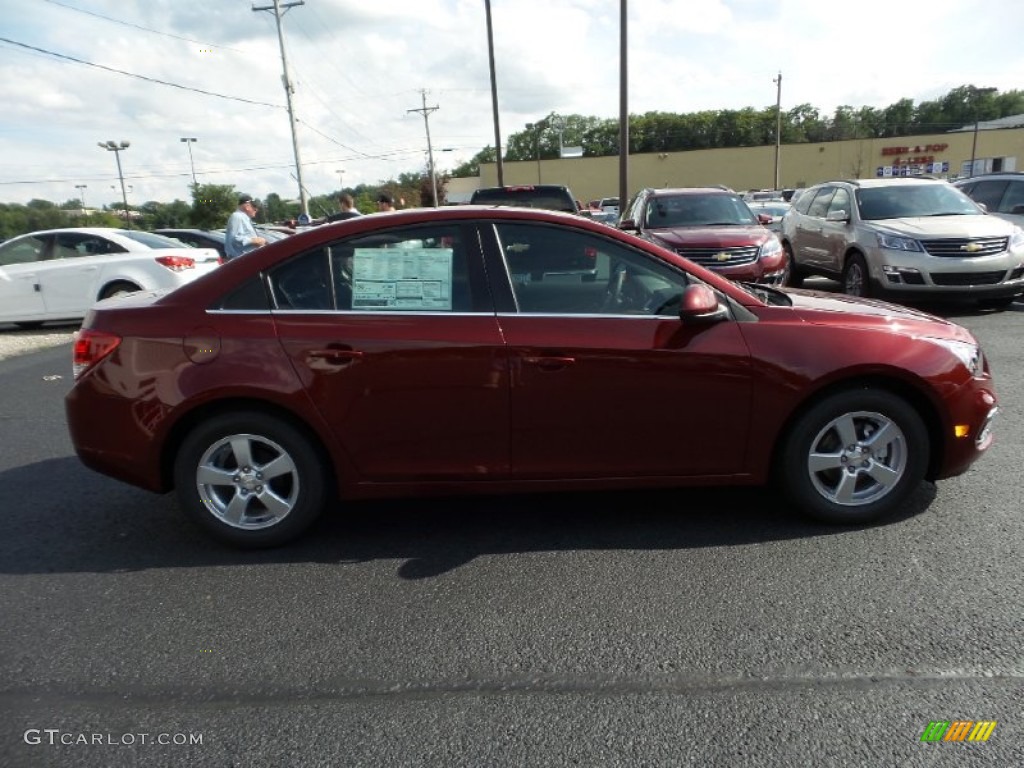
left=224, top=194, right=267, bottom=260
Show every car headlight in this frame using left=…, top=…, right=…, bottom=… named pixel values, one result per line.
left=877, top=232, right=923, bottom=252
left=925, top=337, right=985, bottom=377
left=1009, top=226, right=1024, bottom=250
left=759, top=237, right=782, bottom=258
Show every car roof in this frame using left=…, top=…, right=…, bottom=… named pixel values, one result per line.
left=818, top=178, right=948, bottom=189
left=646, top=187, right=737, bottom=197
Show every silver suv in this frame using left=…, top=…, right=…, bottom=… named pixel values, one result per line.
left=780, top=177, right=1024, bottom=307
left=954, top=172, right=1024, bottom=228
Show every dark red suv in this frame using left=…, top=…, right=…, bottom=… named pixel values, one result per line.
left=620, top=187, right=786, bottom=284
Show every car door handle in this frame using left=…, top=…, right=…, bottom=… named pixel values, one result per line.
left=308, top=348, right=363, bottom=363
left=523, top=355, right=576, bottom=370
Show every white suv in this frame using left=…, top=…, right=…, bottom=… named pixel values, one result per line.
left=780, top=177, right=1024, bottom=308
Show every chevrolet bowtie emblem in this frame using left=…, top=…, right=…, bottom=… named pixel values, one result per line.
left=714, top=252, right=731, bottom=261
left=961, top=242, right=983, bottom=252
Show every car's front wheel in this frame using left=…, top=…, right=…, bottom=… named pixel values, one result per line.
left=779, top=389, right=928, bottom=525
left=782, top=243, right=803, bottom=287
left=173, top=411, right=328, bottom=548
left=841, top=254, right=871, bottom=298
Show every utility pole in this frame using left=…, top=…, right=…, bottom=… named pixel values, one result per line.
left=773, top=72, right=782, bottom=190
left=484, top=0, right=504, bottom=185
left=408, top=90, right=440, bottom=207
left=253, top=0, right=308, bottom=218
left=618, top=0, right=628, bottom=214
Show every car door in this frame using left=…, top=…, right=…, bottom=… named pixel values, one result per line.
left=819, top=186, right=853, bottom=273
left=268, top=221, right=511, bottom=482
left=794, top=186, right=837, bottom=272
left=0, top=233, right=50, bottom=322
left=36, top=232, right=124, bottom=316
left=484, top=221, right=753, bottom=480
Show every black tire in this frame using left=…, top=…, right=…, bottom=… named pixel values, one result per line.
left=779, top=389, right=928, bottom=525
left=977, top=296, right=1016, bottom=311
left=14, top=321, right=44, bottom=330
left=782, top=243, right=803, bottom=287
left=842, top=254, right=871, bottom=298
left=99, top=281, right=141, bottom=300
left=173, top=411, right=328, bottom=548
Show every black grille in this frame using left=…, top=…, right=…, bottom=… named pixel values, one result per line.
left=930, top=271, right=1006, bottom=286
left=675, top=245, right=759, bottom=267
left=921, top=237, right=1008, bottom=257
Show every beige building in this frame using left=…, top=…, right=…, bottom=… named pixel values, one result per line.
left=450, top=124, right=1024, bottom=206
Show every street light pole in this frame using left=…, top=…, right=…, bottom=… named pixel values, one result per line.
left=773, top=71, right=782, bottom=190
left=98, top=140, right=131, bottom=229
left=336, top=169, right=344, bottom=190
left=75, top=184, right=87, bottom=212
left=180, top=137, right=198, bottom=188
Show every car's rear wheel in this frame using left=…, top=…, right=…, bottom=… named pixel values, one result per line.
left=782, top=243, right=803, bottom=287
left=842, top=254, right=870, bottom=298
left=173, top=411, right=328, bottom=548
left=99, top=281, right=141, bottom=300
left=779, top=389, right=928, bottom=525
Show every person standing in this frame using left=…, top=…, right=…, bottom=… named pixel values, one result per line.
left=325, top=193, right=362, bottom=223
left=376, top=193, right=396, bottom=213
left=224, top=194, right=266, bottom=260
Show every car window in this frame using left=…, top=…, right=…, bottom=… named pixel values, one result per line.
left=966, top=180, right=1009, bottom=211
left=644, top=194, right=754, bottom=228
left=117, top=230, right=185, bottom=249
left=0, top=235, right=48, bottom=266
left=268, top=224, right=478, bottom=313
left=827, top=188, right=851, bottom=218
left=494, top=222, right=691, bottom=316
left=792, top=188, right=817, bottom=215
left=50, top=232, right=120, bottom=259
left=999, top=181, right=1024, bottom=214
left=857, top=184, right=979, bottom=220
left=806, top=187, right=836, bottom=218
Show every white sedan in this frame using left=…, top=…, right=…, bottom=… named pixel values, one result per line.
left=0, top=227, right=221, bottom=328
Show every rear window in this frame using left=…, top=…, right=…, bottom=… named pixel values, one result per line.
left=470, top=186, right=577, bottom=213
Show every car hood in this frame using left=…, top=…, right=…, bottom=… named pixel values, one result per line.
left=782, top=288, right=976, bottom=343
left=872, top=215, right=1015, bottom=238
left=647, top=225, right=771, bottom=247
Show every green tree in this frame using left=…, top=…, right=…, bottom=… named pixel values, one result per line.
left=191, top=184, right=237, bottom=229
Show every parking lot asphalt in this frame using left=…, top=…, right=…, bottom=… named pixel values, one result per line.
left=1, top=300, right=1022, bottom=767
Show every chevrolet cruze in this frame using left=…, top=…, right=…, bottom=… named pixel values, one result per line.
left=66, top=207, right=998, bottom=547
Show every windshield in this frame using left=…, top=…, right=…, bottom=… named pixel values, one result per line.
left=857, top=184, right=981, bottom=220
left=646, top=194, right=756, bottom=228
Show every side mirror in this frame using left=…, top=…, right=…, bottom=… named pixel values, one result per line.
left=977, top=202, right=989, bottom=213
left=825, top=209, right=850, bottom=222
left=618, top=218, right=639, bottom=231
left=1011, top=204, right=1024, bottom=215
left=679, top=284, right=728, bottom=323
left=757, top=213, right=774, bottom=225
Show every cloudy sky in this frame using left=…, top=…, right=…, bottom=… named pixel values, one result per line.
left=1, top=0, right=1022, bottom=209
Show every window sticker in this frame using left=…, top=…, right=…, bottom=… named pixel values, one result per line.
left=351, top=248, right=453, bottom=310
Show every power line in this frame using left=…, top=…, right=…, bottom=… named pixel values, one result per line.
left=0, top=36, right=283, bottom=109
left=41, top=0, right=246, bottom=52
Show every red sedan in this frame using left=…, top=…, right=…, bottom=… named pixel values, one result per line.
left=65, top=207, right=998, bottom=548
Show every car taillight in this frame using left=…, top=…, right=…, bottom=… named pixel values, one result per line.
left=155, top=255, right=196, bottom=271
left=73, top=329, right=121, bottom=380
